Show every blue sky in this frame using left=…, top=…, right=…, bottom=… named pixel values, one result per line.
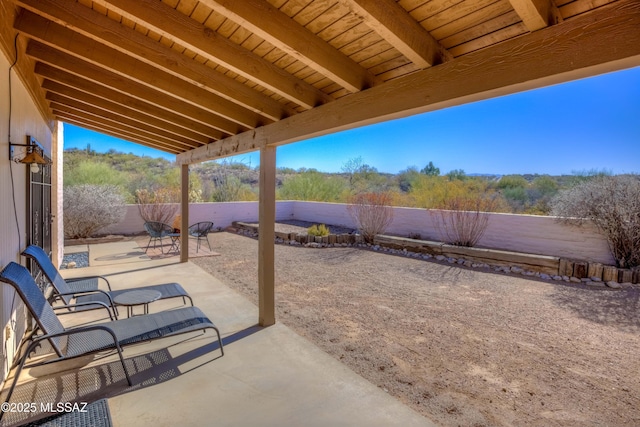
left=64, top=66, right=640, bottom=175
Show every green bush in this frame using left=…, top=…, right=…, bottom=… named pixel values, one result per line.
left=278, top=171, right=346, bottom=202
left=308, top=224, right=330, bottom=237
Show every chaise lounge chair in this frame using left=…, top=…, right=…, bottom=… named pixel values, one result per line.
left=0, top=262, right=223, bottom=417
left=23, top=245, right=193, bottom=319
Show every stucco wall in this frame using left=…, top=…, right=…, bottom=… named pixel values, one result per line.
left=100, top=201, right=297, bottom=235
left=0, top=49, right=55, bottom=384
left=292, top=202, right=613, bottom=264
left=107, top=201, right=613, bottom=265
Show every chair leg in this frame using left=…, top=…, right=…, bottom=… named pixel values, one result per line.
left=144, top=237, right=152, bottom=253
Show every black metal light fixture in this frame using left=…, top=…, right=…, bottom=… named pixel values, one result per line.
left=9, top=135, right=50, bottom=174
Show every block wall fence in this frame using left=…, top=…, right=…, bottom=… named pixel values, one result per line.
left=101, top=201, right=614, bottom=265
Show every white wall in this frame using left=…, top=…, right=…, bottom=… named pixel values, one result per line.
left=0, top=49, right=55, bottom=384
left=100, top=201, right=297, bottom=235
left=106, top=201, right=614, bottom=264
left=292, top=201, right=613, bottom=264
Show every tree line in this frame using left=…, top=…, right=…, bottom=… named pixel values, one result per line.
left=64, top=148, right=639, bottom=268
left=64, top=148, right=617, bottom=215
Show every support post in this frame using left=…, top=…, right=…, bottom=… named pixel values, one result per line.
left=258, top=146, right=276, bottom=326
left=180, top=163, right=189, bottom=263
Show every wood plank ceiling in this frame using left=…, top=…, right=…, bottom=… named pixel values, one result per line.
left=1, top=0, right=638, bottom=161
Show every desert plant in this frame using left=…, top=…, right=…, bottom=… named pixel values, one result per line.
left=162, top=168, right=204, bottom=203
left=63, top=185, right=126, bottom=239
left=278, top=170, right=346, bottom=202
left=347, top=192, right=395, bottom=243
left=421, top=161, right=440, bottom=176
left=550, top=175, right=640, bottom=268
left=63, top=160, right=128, bottom=187
left=434, top=195, right=498, bottom=247
left=210, top=175, right=257, bottom=202
left=136, top=187, right=180, bottom=225
left=308, top=224, right=330, bottom=237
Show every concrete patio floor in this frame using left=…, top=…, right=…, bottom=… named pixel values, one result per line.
left=1, top=241, right=434, bottom=426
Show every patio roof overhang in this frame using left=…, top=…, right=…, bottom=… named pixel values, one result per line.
left=1, top=0, right=639, bottom=158
left=2, top=0, right=639, bottom=326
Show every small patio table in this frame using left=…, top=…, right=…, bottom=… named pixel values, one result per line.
left=113, top=289, right=162, bottom=318
left=168, top=231, right=181, bottom=253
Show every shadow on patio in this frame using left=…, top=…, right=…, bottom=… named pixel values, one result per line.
left=0, top=241, right=432, bottom=427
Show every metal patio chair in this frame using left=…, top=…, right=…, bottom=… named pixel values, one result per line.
left=23, top=245, right=193, bottom=319
left=0, top=262, right=223, bottom=419
left=143, top=221, right=175, bottom=253
left=188, top=221, right=214, bottom=252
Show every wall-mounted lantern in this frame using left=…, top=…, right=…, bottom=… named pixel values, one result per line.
left=9, top=135, right=50, bottom=174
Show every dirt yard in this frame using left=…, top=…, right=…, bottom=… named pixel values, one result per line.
left=192, top=231, right=640, bottom=427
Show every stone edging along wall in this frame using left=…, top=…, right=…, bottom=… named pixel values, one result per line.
left=232, top=221, right=639, bottom=287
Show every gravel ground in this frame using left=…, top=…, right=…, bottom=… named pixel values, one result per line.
left=60, top=252, right=89, bottom=269
left=193, top=232, right=640, bottom=427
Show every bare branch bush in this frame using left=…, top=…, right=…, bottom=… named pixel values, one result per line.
left=550, top=175, right=640, bottom=268
left=434, top=196, right=498, bottom=247
left=135, top=187, right=180, bottom=225
left=63, top=185, right=126, bottom=239
left=347, top=192, right=395, bottom=243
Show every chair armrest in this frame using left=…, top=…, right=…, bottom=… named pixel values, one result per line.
left=53, top=301, right=116, bottom=320
left=56, top=289, right=115, bottom=306
left=66, top=275, right=112, bottom=291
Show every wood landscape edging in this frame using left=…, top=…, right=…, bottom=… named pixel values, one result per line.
left=232, top=221, right=639, bottom=285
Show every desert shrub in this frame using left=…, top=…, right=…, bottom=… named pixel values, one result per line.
left=408, top=175, right=504, bottom=210
left=308, top=224, right=330, bottom=237
left=278, top=170, right=346, bottom=202
left=210, top=175, right=256, bottom=202
left=445, top=169, right=467, bottom=181
left=550, top=175, right=640, bottom=268
left=161, top=168, right=204, bottom=202
left=396, top=166, right=420, bottom=192
left=527, top=175, right=560, bottom=214
left=494, top=175, right=530, bottom=212
left=64, top=185, right=126, bottom=239
left=434, top=195, right=499, bottom=247
left=64, top=160, right=128, bottom=188
left=347, top=192, right=394, bottom=243
left=136, top=187, right=180, bottom=225
left=64, top=160, right=131, bottom=202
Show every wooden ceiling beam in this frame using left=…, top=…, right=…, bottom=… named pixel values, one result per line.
left=198, top=0, right=377, bottom=92
left=25, top=41, right=241, bottom=135
left=0, top=1, right=53, bottom=127
left=45, top=92, right=203, bottom=150
left=339, top=0, right=451, bottom=68
left=507, top=0, right=562, bottom=31
left=42, top=79, right=211, bottom=147
left=50, top=99, right=198, bottom=152
left=94, top=0, right=332, bottom=109
left=177, top=0, right=640, bottom=164
left=55, top=113, right=181, bottom=155
left=14, top=0, right=291, bottom=122
left=35, top=63, right=223, bottom=141
left=14, top=10, right=262, bottom=129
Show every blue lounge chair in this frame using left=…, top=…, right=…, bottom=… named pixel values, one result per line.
left=23, top=245, right=192, bottom=319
